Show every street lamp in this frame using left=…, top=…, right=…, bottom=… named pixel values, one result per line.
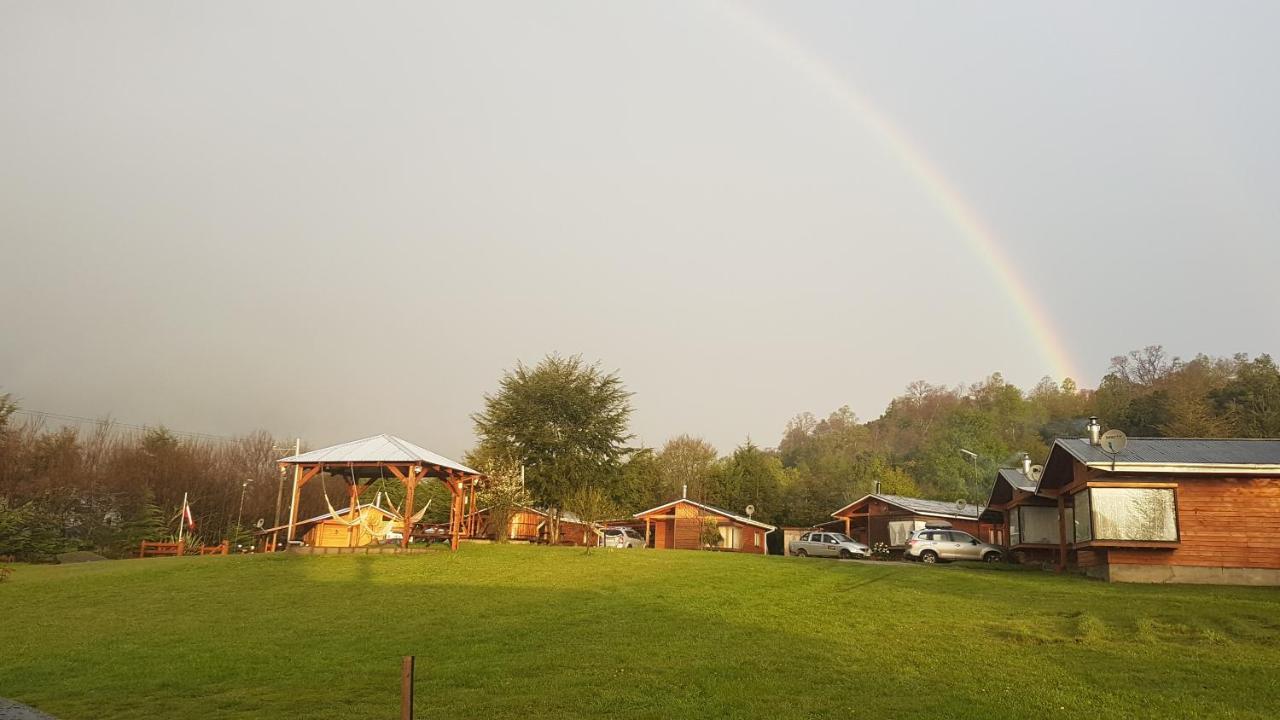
left=236, top=478, right=255, bottom=533
left=959, top=449, right=981, bottom=514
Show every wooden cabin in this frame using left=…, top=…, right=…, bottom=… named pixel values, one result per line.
left=632, top=498, right=775, bottom=553
left=985, top=433, right=1280, bottom=585
left=982, top=468, right=1060, bottom=564
left=829, top=494, right=985, bottom=550
left=467, top=506, right=595, bottom=546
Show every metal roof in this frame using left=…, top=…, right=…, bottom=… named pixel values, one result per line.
left=1054, top=437, right=1280, bottom=469
left=633, top=498, right=777, bottom=531
left=831, top=493, right=982, bottom=520
left=996, top=468, right=1038, bottom=493
left=278, top=434, right=478, bottom=475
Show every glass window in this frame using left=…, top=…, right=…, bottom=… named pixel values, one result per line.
left=719, top=525, right=740, bottom=549
left=1009, top=510, right=1020, bottom=546
left=1073, top=491, right=1092, bottom=543
left=950, top=532, right=975, bottom=543
left=1020, top=506, right=1060, bottom=545
left=1091, top=487, right=1178, bottom=541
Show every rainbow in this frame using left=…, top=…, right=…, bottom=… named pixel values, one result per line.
left=713, top=1, right=1081, bottom=383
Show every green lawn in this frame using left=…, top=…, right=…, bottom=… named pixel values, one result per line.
left=2, top=546, right=1278, bottom=719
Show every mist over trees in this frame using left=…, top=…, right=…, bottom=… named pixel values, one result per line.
left=3, top=346, right=1278, bottom=559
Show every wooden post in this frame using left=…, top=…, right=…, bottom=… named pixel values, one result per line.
left=465, top=479, right=476, bottom=535
left=401, top=467, right=416, bottom=550
left=400, top=655, right=415, bottom=720
left=1059, top=489, right=1070, bottom=568
left=645, top=519, right=651, bottom=547
left=455, top=476, right=465, bottom=548
left=843, top=516, right=850, bottom=536
left=139, top=540, right=146, bottom=558
left=285, top=464, right=301, bottom=544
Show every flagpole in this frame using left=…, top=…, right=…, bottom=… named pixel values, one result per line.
left=178, top=492, right=188, bottom=543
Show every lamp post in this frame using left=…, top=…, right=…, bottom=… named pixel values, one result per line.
left=959, top=448, right=981, bottom=518
left=236, top=478, right=254, bottom=535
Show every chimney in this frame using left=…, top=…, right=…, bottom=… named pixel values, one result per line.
left=874, top=479, right=882, bottom=494
left=1087, top=416, right=1102, bottom=446
left=681, top=484, right=687, bottom=499
left=1021, top=452, right=1032, bottom=476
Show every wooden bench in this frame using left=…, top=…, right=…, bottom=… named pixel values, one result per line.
left=139, top=541, right=185, bottom=558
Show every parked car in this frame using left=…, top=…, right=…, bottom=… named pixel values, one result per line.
left=601, top=527, right=645, bottom=549
left=789, top=531, right=870, bottom=559
left=903, top=529, right=1002, bottom=563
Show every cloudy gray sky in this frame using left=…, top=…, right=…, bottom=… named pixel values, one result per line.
left=3, top=1, right=1278, bottom=456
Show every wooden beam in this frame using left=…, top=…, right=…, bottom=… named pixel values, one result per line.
left=401, top=467, right=417, bottom=550
left=1056, top=494, right=1067, bottom=573
left=450, top=480, right=463, bottom=551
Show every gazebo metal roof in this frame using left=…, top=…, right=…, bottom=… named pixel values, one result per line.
left=278, top=433, right=478, bottom=476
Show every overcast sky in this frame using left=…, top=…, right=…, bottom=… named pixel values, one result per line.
left=3, top=1, right=1278, bottom=456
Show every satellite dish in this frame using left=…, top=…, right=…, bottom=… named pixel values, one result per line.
left=955, top=499, right=968, bottom=512
left=1100, top=429, right=1128, bottom=454
left=745, top=504, right=756, bottom=518
left=254, top=518, right=265, bottom=529
left=1029, top=465, right=1044, bottom=482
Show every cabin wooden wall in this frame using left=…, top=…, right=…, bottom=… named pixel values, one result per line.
left=1103, top=476, right=1280, bottom=569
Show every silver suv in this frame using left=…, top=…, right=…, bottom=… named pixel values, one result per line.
left=789, top=531, right=870, bottom=559
left=904, top=528, right=1002, bottom=563
left=601, top=527, right=645, bottom=549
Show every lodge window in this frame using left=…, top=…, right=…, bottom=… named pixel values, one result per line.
left=719, top=525, right=739, bottom=549
left=1078, top=487, right=1178, bottom=542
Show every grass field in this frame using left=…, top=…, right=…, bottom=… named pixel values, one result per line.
left=2, top=545, right=1278, bottom=719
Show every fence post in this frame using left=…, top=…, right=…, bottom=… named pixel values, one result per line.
left=139, top=540, right=146, bottom=558
left=401, top=655, right=415, bottom=720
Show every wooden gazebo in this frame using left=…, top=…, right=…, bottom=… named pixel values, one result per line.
left=278, top=434, right=482, bottom=551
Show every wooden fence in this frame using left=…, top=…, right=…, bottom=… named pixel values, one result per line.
left=139, top=540, right=230, bottom=558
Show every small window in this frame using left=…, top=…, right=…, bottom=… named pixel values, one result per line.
left=799, top=533, right=811, bottom=542
left=812, top=534, right=825, bottom=543
left=950, top=532, right=975, bottom=543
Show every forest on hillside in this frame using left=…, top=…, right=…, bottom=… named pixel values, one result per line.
left=2, top=346, right=1278, bottom=560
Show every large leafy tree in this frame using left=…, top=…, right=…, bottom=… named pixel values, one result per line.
left=472, top=354, right=633, bottom=538
left=654, top=434, right=718, bottom=502
left=1211, top=354, right=1280, bottom=437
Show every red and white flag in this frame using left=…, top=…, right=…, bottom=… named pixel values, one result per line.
left=182, top=499, right=196, bottom=530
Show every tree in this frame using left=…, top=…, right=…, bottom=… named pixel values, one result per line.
left=698, top=518, right=723, bottom=550
left=655, top=435, right=719, bottom=502
left=1211, top=355, right=1280, bottom=437
left=562, top=485, right=617, bottom=554
left=472, top=354, right=633, bottom=542
left=473, top=455, right=532, bottom=543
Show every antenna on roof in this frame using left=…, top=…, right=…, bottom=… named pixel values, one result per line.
left=745, top=504, right=755, bottom=518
